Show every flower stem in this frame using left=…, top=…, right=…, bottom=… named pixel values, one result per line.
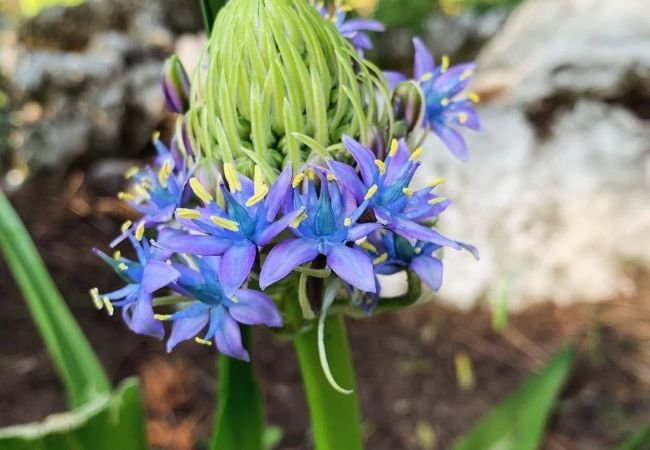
left=293, top=315, right=364, bottom=450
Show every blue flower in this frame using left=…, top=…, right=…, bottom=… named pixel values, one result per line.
left=259, top=169, right=380, bottom=292
left=311, top=0, right=385, bottom=56
left=160, top=256, right=283, bottom=361
left=91, top=234, right=180, bottom=339
left=157, top=163, right=299, bottom=297
left=329, top=135, right=462, bottom=250
left=386, top=38, right=480, bottom=160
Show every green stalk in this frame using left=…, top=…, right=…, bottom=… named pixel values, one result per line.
left=294, top=315, right=364, bottom=450
left=0, top=189, right=111, bottom=408
left=211, top=327, right=265, bottom=450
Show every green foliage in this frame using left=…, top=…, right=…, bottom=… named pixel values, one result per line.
left=0, top=190, right=111, bottom=408
left=0, top=379, right=147, bottom=450
left=615, top=421, right=650, bottom=450
left=211, top=327, right=265, bottom=450
left=452, top=346, right=575, bottom=450
left=199, top=0, right=227, bottom=34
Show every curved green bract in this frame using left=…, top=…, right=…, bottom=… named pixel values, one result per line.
left=0, top=189, right=111, bottom=408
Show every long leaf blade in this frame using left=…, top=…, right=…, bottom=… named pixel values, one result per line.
left=452, top=346, right=575, bottom=450
left=0, top=189, right=111, bottom=407
left=615, top=421, right=650, bottom=450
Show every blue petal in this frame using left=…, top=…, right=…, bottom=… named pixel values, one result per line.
left=155, top=233, right=232, bottom=256
left=342, top=135, right=378, bottom=186
left=431, top=122, right=468, bottom=161
left=327, top=160, right=366, bottom=201
left=347, top=223, right=382, bottom=241
left=413, top=37, right=435, bottom=80
left=326, top=244, right=376, bottom=292
left=390, top=217, right=461, bottom=250
left=219, top=243, right=257, bottom=297
left=214, top=308, right=249, bottom=361
left=384, top=71, right=407, bottom=91
left=229, top=289, right=283, bottom=327
left=124, top=293, right=164, bottom=339
left=410, top=255, right=443, bottom=291
left=167, top=313, right=209, bottom=352
left=255, top=208, right=304, bottom=246
left=265, top=163, right=293, bottom=221
left=339, top=18, right=385, bottom=33
left=141, top=261, right=180, bottom=293
left=259, top=239, right=320, bottom=289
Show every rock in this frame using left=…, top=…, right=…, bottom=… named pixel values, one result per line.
left=416, top=0, right=650, bottom=309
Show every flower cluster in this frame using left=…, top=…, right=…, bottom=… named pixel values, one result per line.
left=92, top=0, right=480, bottom=361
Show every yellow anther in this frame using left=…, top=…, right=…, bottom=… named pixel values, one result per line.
left=292, top=172, right=305, bottom=188
left=410, top=147, right=423, bottom=161
left=441, top=55, right=450, bottom=72
left=373, top=253, right=389, bottom=265
left=89, top=288, right=103, bottom=310
left=189, top=177, right=213, bottom=203
left=133, top=184, right=151, bottom=200
left=124, top=166, right=140, bottom=179
left=210, top=215, right=240, bottom=232
left=118, top=262, right=129, bottom=271
left=158, top=160, right=173, bottom=188
left=121, top=220, right=133, bottom=233
left=414, top=247, right=423, bottom=254
left=230, top=296, right=239, bottom=304
left=176, top=208, right=201, bottom=219
left=246, top=188, right=268, bottom=207
left=389, top=139, right=399, bottom=157
left=429, top=177, right=446, bottom=187
left=102, top=297, right=114, bottom=316
left=440, top=98, right=450, bottom=107
left=113, top=250, right=122, bottom=260
left=305, top=168, right=316, bottom=180
left=151, top=130, right=161, bottom=143
left=468, top=92, right=481, bottom=103
left=460, top=69, right=474, bottom=81
left=364, top=184, right=378, bottom=201
left=135, top=222, right=146, bottom=241
left=359, top=241, right=377, bottom=253
left=327, top=172, right=337, bottom=181
left=117, top=191, right=134, bottom=201
left=402, top=188, right=414, bottom=198
left=246, top=166, right=269, bottom=207
left=374, top=159, right=386, bottom=175
left=194, top=337, right=213, bottom=346
left=428, top=197, right=447, bottom=206
left=253, top=166, right=266, bottom=194
left=154, top=314, right=171, bottom=321
left=344, top=218, right=352, bottom=227
left=290, top=208, right=307, bottom=228
left=421, top=72, right=433, bottom=82
left=223, top=162, right=242, bottom=192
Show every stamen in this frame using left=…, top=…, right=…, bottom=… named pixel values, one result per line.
left=364, top=184, right=378, bottom=201
left=113, top=250, right=121, bottom=260
left=441, top=55, right=450, bottom=72
left=388, top=139, right=399, bottom=157
left=154, top=314, right=171, bottom=321
left=194, top=337, right=212, bottom=346
left=359, top=241, right=377, bottom=253
left=245, top=188, right=268, bottom=207
left=210, top=215, right=240, bottom=232
left=121, top=220, right=133, bottom=233
left=410, top=147, right=423, bottom=161
left=117, top=191, right=134, bottom=201
left=373, top=253, right=388, bottom=265
left=429, top=177, right=446, bottom=187
left=428, top=197, right=447, bottom=206
left=458, top=112, right=468, bottom=124
left=135, top=222, right=145, bottom=241
left=230, top=296, right=239, bottom=304
left=189, top=177, right=213, bottom=203
left=468, top=92, right=481, bottom=103
left=177, top=208, right=201, bottom=219
left=305, top=168, right=316, bottom=180
left=326, top=172, right=337, bottom=181
left=246, top=166, right=269, bottom=207
left=118, top=262, right=129, bottom=271
left=102, top=297, right=114, bottom=316
left=414, top=247, right=422, bottom=254
left=158, top=160, right=173, bottom=188
left=151, top=130, right=161, bottom=143
left=374, top=159, right=386, bottom=175
left=292, top=173, right=305, bottom=188
left=460, top=69, right=473, bottom=81
left=420, top=72, right=433, bottom=82
left=124, top=166, right=140, bottom=179
left=133, top=184, right=151, bottom=200
left=440, top=98, right=450, bottom=107
left=223, top=162, right=242, bottom=192
left=402, top=188, right=414, bottom=198
left=89, top=288, right=103, bottom=310
left=290, top=208, right=307, bottom=228
left=343, top=218, right=352, bottom=227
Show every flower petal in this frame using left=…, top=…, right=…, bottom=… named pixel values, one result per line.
left=326, top=245, right=376, bottom=292
left=383, top=71, right=407, bottom=91
left=229, top=289, right=283, bottom=327
left=390, top=217, right=461, bottom=250
left=255, top=208, right=304, bottom=246
left=410, top=255, right=444, bottom=291
left=219, top=243, right=257, bottom=297
left=259, top=239, right=320, bottom=289
left=167, top=314, right=209, bottom=352
left=141, top=260, right=180, bottom=293
left=342, top=135, right=377, bottom=186
left=413, top=37, right=435, bottom=79
left=215, top=309, right=249, bottom=361
left=431, top=122, right=468, bottom=161
left=124, top=294, right=164, bottom=339
left=327, top=160, right=366, bottom=201
left=347, top=223, right=382, bottom=241
left=265, top=163, right=293, bottom=221
left=155, top=233, right=232, bottom=256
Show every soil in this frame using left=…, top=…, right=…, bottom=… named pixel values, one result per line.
left=1, top=176, right=648, bottom=450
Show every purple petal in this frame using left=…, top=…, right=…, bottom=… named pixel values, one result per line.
left=342, top=135, right=378, bottom=186
left=229, top=289, right=283, bottom=327
left=124, top=294, right=164, bottom=339
left=433, top=63, right=476, bottom=97
left=215, top=310, right=249, bottom=361
left=167, top=314, right=209, bottom=352
left=141, top=260, right=180, bottom=293
left=444, top=103, right=481, bottom=131
left=155, top=233, right=232, bottom=256
left=413, top=37, right=435, bottom=79
left=219, top=243, right=257, bottom=297
left=410, top=255, right=443, bottom=291
left=259, top=239, right=320, bottom=289
left=339, top=19, right=385, bottom=34
left=347, top=223, right=382, bottom=241
left=256, top=208, right=304, bottom=246
left=431, top=122, right=468, bottom=161
left=327, top=160, right=366, bottom=201
left=458, top=241, right=480, bottom=260
left=390, top=217, right=461, bottom=250
left=326, top=245, right=376, bottom=292
left=384, top=71, right=407, bottom=91
left=265, top=163, right=293, bottom=221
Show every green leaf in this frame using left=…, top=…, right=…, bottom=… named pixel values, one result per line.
left=210, top=327, right=265, bottom=450
left=615, top=421, right=650, bottom=450
left=0, top=190, right=111, bottom=408
left=199, top=0, right=226, bottom=34
left=452, top=346, right=575, bottom=450
left=0, top=378, right=147, bottom=450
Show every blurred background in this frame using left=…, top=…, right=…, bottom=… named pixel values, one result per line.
left=0, top=0, right=648, bottom=449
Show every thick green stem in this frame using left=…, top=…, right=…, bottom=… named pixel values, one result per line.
left=294, top=315, right=364, bottom=450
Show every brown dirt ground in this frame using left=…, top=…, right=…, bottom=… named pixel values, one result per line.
left=1, top=177, right=648, bottom=450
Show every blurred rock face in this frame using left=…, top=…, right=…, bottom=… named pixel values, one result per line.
left=5, top=0, right=202, bottom=174
left=417, top=0, right=650, bottom=309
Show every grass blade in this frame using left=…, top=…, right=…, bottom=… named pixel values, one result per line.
left=615, top=421, right=650, bottom=450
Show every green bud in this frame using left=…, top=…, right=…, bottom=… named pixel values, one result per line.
left=187, top=0, right=393, bottom=179
left=392, top=81, right=424, bottom=136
